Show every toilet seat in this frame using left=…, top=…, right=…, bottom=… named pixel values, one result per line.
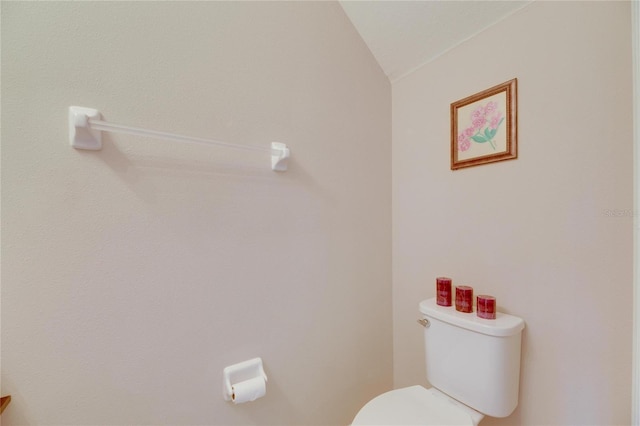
left=351, top=386, right=474, bottom=426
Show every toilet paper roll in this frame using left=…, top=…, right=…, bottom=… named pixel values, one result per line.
left=455, top=285, right=473, bottom=313
left=477, top=295, right=496, bottom=319
left=436, top=277, right=452, bottom=306
left=231, top=377, right=266, bottom=404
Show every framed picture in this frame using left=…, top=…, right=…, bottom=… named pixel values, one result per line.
left=451, top=78, right=517, bottom=170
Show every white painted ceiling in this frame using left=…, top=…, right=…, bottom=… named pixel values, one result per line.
left=339, top=1, right=532, bottom=82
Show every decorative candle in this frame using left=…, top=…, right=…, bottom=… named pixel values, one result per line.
left=455, top=286, right=473, bottom=313
left=477, top=295, right=496, bottom=319
left=436, top=277, right=452, bottom=306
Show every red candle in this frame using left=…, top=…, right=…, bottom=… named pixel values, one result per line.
left=477, top=295, right=496, bottom=319
left=455, top=286, right=473, bottom=313
left=436, top=277, right=452, bottom=306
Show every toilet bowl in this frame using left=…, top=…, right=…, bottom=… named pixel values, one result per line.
left=351, top=385, right=484, bottom=426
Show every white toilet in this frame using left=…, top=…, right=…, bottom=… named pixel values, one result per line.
left=352, top=297, right=525, bottom=425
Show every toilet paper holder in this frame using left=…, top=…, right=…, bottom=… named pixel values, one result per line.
left=223, top=357, right=268, bottom=402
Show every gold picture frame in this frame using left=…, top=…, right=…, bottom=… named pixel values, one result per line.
left=451, top=78, right=517, bottom=170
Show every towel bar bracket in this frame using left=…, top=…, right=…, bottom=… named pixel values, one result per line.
left=69, top=106, right=102, bottom=151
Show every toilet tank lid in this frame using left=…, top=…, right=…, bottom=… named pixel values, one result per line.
left=419, top=298, right=525, bottom=337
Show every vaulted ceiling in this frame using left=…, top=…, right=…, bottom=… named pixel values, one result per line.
left=339, top=1, right=532, bottom=82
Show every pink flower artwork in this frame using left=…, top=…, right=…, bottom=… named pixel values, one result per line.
left=459, top=100, right=504, bottom=152
left=457, top=133, right=471, bottom=152
left=450, top=78, right=517, bottom=170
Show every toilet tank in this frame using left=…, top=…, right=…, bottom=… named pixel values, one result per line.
left=419, top=298, right=525, bottom=418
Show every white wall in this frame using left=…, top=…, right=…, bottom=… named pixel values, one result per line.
left=0, top=2, right=392, bottom=425
left=634, top=2, right=640, bottom=423
left=392, top=2, right=633, bottom=425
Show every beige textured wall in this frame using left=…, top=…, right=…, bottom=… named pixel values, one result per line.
left=1, top=2, right=392, bottom=425
left=392, top=2, right=633, bottom=426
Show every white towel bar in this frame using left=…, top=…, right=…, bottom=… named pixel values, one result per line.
left=69, top=106, right=290, bottom=171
